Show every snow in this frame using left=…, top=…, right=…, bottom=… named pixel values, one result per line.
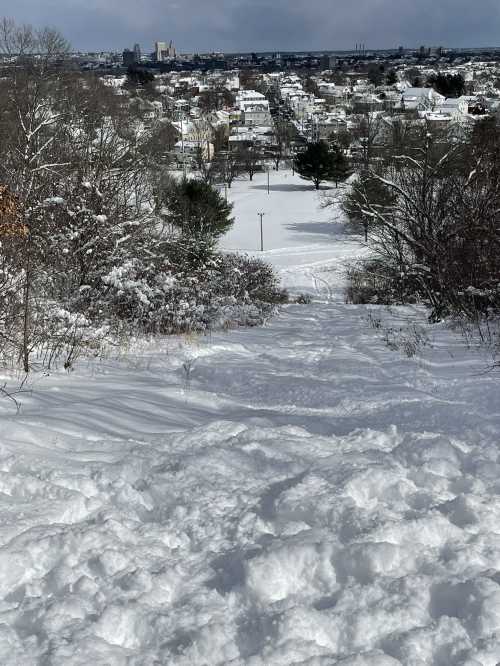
left=220, top=169, right=367, bottom=299
left=43, top=196, right=65, bottom=206
left=1, top=170, right=500, bottom=664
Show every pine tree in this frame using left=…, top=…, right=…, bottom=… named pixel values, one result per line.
left=330, top=145, right=351, bottom=188
left=293, top=141, right=338, bottom=190
left=386, top=69, right=398, bottom=86
left=157, top=177, right=234, bottom=263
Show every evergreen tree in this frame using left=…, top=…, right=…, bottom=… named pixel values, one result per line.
left=293, top=141, right=338, bottom=190
left=367, top=64, right=384, bottom=87
left=386, top=69, right=398, bottom=86
left=158, top=177, right=234, bottom=261
left=330, top=145, right=351, bottom=188
left=342, top=170, right=396, bottom=241
left=126, top=66, right=155, bottom=88
left=427, top=72, right=465, bottom=98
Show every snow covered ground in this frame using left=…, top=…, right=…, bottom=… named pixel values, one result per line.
left=1, top=171, right=500, bottom=665
left=220, top=170, right=366, bottom=299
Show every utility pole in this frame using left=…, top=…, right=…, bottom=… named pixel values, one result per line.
left=267, top=168, right=270, bottom=194
left=257, top=212, right=265, bottom=251
left=181, top=115, right=186, bottom=179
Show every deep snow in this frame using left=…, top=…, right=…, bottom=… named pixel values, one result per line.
left=1, top=171, right=500, bottom=665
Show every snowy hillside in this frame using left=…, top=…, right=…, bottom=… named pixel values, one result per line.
left=1, top=171, right=500, bottom=665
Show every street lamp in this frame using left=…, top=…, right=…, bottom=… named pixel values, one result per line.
left=257, top=212, right=265, bottom=251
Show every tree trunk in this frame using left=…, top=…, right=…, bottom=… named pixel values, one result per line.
left=22, top=253, right=31, bottom=373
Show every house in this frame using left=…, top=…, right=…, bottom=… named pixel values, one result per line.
left=315, top=113, right=348, bottom=140
left=229, top=128, right=255, bottom=149
left=368, top=115, right=427, bottom=147
left=235, top=90, right=268, bottom=110
left=317, top=82, right=350, bottom=106
left=132, top=99, right=164, bottom=125
left=401, top=87, right=445, bottom=111
left=437, top=96, right=469, bottom=120
left=173, top=140, right=214, bottom=161
left=241, top=104, right=271, bottom=127
left=171, top=118, right=213, bottom=144
left=351, top=93, right=385, bottom=113
left=235, top=90, right=272, bottom=127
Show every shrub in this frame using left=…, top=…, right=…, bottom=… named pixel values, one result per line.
left=68, top=250, right=288, bottom=337
left=345, top=259, right=423, bottom=305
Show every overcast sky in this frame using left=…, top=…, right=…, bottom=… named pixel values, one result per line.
left=3, top=0, right=500, bottom=53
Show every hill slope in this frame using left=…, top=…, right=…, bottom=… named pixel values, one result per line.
left=1, top=171, right=499, bottom=665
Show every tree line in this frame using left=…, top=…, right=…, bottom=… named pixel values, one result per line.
left=339, top=115, right=500, bottom=335
left=0, top=19, right=287, bottom=372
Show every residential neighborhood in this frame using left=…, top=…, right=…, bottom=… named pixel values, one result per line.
left=77, top=40, right=500, bottom=178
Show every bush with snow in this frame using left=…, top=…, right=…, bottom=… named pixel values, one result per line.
left=342, top=120, right=500, bottom=333
left=82, top=250, right=288, bottom=336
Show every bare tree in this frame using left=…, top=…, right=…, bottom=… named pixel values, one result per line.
left=213, top=149, right=242, bottom=189
left=271, top=119, right=294, bottom=171
left=351, top=112, right=384, bottom=170
left=238, top=145, right=262, bottom=181
left=0, top=20, right=71, bottom=370
left=342, top=126, right=500, bottom=321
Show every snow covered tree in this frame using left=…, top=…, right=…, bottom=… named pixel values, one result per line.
left=0, top=18, right=71, bottom=370
left=0, top=20, right=285, bottom=369
left=351, top=112, right=384, bottom=170
left=343, top=126, right=500, bottom=320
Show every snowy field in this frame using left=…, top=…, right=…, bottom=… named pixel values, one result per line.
left=1, top=171, right=500, bottom=665
left=220, top=170, right=366, bottom=299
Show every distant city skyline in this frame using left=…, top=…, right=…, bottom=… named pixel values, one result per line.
left=3, top=0, right=500, bottom=53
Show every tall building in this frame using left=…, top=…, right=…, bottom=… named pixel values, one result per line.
left=122, top=48, right=136, bottom=67
left=155, top=40, right=176, bottom=62
left=321, top=55, right=337, bottom=70
left=123, top=44, right=141, bottom=67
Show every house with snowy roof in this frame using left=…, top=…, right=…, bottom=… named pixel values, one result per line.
left=437, top=96, right=469, bottom=120
left=401, top=87, right=445, bottom=111
left=236, top=90, right=268, bottom=110
left=242, top=104, right=272, bottom=127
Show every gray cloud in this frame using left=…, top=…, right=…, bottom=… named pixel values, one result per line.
left=3, top=0, right=500, bottom=53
